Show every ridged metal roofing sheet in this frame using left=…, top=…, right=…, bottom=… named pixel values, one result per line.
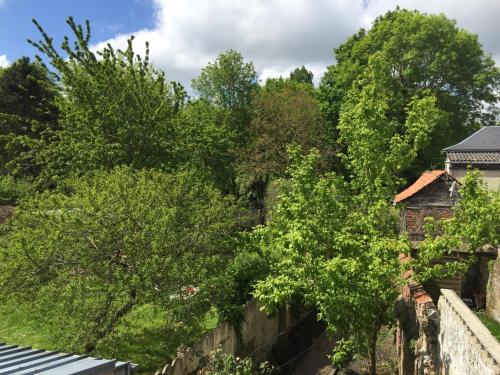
left=0, top=345, right=136, bottom=375
left=447, top=151, right=500, bottom=164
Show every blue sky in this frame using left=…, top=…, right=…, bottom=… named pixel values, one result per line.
left=1, top=0, right=499, bottom=89
left=0, top=0, right=155, bottom=63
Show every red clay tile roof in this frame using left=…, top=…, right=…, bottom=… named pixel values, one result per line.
left=394, top=170, right=447, bottom=204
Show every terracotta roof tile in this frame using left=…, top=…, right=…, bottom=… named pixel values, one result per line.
left=394, top=170, right=447, bottom=204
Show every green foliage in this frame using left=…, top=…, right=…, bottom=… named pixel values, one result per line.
left=0, top=167, right=237, bottom=354
left=237, top=79, right=335, bottom=207
left=175, top=99, right=236, bottom=193
left=192, top=50, right=257, bottom=139
left=191, top=50, right=258, bottom=194
left=200, top=348, right=274, bottom=375
left=253, top=148, right=404, bottom=362
left=318, top=9, right=500, bottom=178
left=289, top=65, right=314, bottom=85
left=0, top=175, right=32, bottom=204
left=0, top=57, right=59, bottom=176
left=192, top=49, right=258, bottom=115
left=338, top=63, right=445, bottom=197
left=28, top=18, right=185, bottom=186
left=412, top=170, right=500, bottom=281
left=208, top=246, right=270, bottom=326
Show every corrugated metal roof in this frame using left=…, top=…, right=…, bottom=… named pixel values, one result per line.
left=443, top=126, right=500, bottom=152
left=447, top=151, right=500, bottom=164
left=0, top=344, right=136, bottom=375
left=394, top=170, right=451, bottom=204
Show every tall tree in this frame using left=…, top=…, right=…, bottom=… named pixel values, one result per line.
left=289, top=65, right=314, bottom=85
left=318, top=9, right=500, bottom=178
left=28, top=18, right=185, bottom=186
left=0, top=167, right=237, bottom=355
left=237, top=79, right=334, bottom=207
left=191, top=50, right=258, bottom=144
left=0, top=57, right=59, bottom=176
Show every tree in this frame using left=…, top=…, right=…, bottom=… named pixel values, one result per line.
left=318, top=9, right=500, bottom=178
left=28, top=18, right=186, bottom=186
left=237, top=79, right=334, bottom=208
left=0, top=167, right=237, bottom=355
left=0, top=57, right=59, bottom=176
left=289, top=65, right=313, bottom=85
left=253, top=60, right=448, bottom=373
left=174, top=99, right=237, bottom=193
left=191, top=50, right=258, bottom=143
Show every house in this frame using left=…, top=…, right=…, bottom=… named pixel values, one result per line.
left=444, top=126, right=500, bottom=190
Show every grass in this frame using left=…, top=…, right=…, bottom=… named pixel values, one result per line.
left=476, top=311, right=500, bottom=342
left=0, top=303, right=220, bottom=374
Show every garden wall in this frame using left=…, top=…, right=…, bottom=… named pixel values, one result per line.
left=438, top=289, right=500, bottom=375
left=487, top=253, right=500, bottom=323
left=397, top=285, right=500, bottom=375
left=157, top=299, right=303, bottom=375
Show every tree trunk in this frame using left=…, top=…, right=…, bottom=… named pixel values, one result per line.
left=368, top=331, right=378, bottom=375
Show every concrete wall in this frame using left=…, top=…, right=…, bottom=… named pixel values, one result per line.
left=487, top=254, right=500, bottom=323
left=438, top=289, right=500, bottom=375
left=157, top=299, right=302, bottom=375
left=449, top=167, right=500, bottom=191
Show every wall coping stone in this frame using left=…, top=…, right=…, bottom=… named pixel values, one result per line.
left=440, top=288, right=500, bottom=366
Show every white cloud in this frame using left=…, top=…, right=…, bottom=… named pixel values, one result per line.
left=0, top=54, right=10, bottom=68
left=92, top=0, right=500, bottom=90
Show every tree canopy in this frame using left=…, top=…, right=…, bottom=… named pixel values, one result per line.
left=0, top=57, right=59, bottom=176
left=28, top=18, right=186, bottom=186
left=318, top=8, right=500, bottom=178
left=0, top=167, right=237, bottom=355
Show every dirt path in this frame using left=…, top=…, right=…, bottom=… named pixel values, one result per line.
left=289, top=331, right=336, bottom=375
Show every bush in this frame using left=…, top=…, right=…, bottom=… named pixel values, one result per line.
left=0, top=175, right=32, bottom=204
left=200, top=348, right=274, bottom=375
left=208, top=247, right=270, bottom=326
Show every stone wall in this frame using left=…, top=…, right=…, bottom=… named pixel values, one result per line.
left=487, top=254, right=500, bottom=323
left=438, top=289, right=500, bottom=375
left=397, top=279, right=440, bottom=375
left=397, top=286, right=500, bottom=375
left=157, top=299, right=303, bottom=375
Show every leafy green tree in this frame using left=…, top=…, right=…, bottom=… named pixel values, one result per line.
left=0, top=57, right=59, bottom=176
left=289, top=65, right=313, bottom=85
left=253, top=149, right=405, bottom=374
left=192, top=50, right=258, bottom=143
left=174, top=99, right=237, bottom=193
left=318, top=9, right=500, bottom=177
left=28, top=18, right=185, bottom=186
left=237, top=79, right=334, bottom=208
left=0, top=167, right=237, bottom=355
left=253, top=66, right=448, bottom=373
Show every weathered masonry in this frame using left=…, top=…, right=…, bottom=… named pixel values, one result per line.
left=397, top=284, right=500, bottom=375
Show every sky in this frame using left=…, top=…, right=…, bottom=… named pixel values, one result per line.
left=1, top=0, right=500, bottom=89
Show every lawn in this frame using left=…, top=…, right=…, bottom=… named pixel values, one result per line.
left=0, top=303, right=219, bottom=374
left=476, top=311, right=500, bottom=342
